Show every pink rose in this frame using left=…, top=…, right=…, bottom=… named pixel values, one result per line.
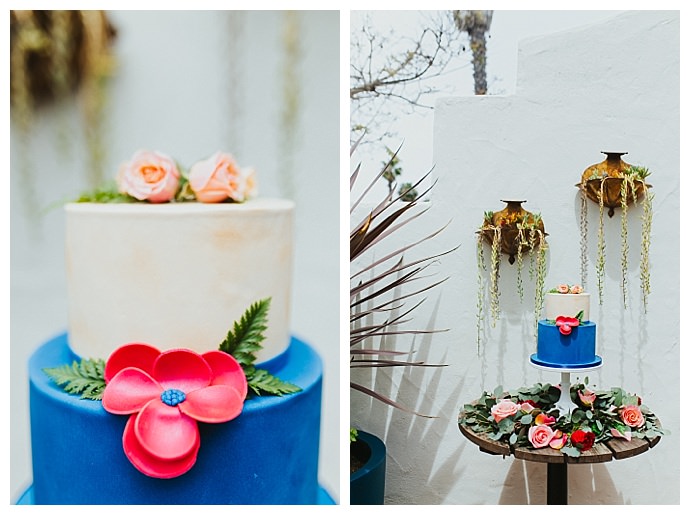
left=549, top=430, right=567, bottom=449
left=557, top=284, right=570, bottom=294
left=620, top=405, right=645, bottom=428
left=570, top=285, right=584, bottom=294
left=519, top=402, right=535, bottom=413
left=578, top=388, right=596, bottom=407
left=117, top=150, right=180, bottom=203
left=528, top=424, right=555, bottom=448
left=189, top=152, right=255, bottom=203
left=490, top=399, right=520, bottom=423
left=611, top=427, right=632, bottom=441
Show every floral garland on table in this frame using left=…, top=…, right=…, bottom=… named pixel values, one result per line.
left=43, top=298, right=300, bottom=479
left=459, top=380, right=665, bottom=458
left=76, top=149, right=257, bottom=204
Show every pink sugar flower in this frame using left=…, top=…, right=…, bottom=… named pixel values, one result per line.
left=570, top=284, right=584, bottom=294
left=102, top=343, right=248, bottom=479
left=556, top=284, right=570, bottom=294
left=555, top=315, right=580, bottom=335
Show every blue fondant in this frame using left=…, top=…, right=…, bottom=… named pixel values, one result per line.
left=28, top=333, right=324, bottom=505
left=530, top=353, right=602, bottom=369
left=16, top=484, right=337, bottom=505
left=535, top=320, right=598, bottom=368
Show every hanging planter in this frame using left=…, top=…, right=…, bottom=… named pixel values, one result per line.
left=476, top=200, right=548, bottom=349
left=576, top=152, right=653, bottom=310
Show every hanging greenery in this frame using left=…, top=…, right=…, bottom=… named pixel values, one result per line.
left=476, top=201, right=548, bottom=351
left=10, top=10, right=117, bottom=212
left=578, top=152, right=653, bottom=310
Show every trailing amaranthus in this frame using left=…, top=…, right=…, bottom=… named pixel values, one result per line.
left=596, top=178, right=607, bottom=305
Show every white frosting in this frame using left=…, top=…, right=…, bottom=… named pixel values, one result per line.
left=65, top=199, right=294, bottom=362
left=544, top=293, right=590, bottom=321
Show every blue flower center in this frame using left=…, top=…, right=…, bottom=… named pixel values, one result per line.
left=160, top=388, right=186, bottom=407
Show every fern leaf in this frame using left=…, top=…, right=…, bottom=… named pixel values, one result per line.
left=219, top=298, right=271, bottom=367
left=246, top=367, right=302, bottom=396
left=43, top=358, right=106, bottom=400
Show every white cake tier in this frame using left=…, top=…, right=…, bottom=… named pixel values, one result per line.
left=65, top=199, right=294, bottom=362
left=544, top=292, right=590, bottom=321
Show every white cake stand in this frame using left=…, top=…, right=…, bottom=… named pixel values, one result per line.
left=529, top=359, right=602, bottom=415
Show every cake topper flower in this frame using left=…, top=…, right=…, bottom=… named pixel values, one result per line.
left=102, top=343, right=248, bottom=479
left=77, top=150, right=257, bottom=204
left=550, top=284, right=584, bottom=294
left=188, top=151, right=258, bottom=203
left=116, top=150, right=181, bottom=203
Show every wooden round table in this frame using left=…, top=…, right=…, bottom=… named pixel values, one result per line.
left=458, top=412, right=662, bottom=504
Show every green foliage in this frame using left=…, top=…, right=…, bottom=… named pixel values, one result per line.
left=459, top=380, right=665, bottom=457
left=43, top=358, right=106, bottom=400
left=350, top=428, right=359, bottom=443
left=45, top=298, right=301, bottom=401
left=75, top=183, right=133, bottom=203
left=219, top=298, right=301, bottom=397
left=244, top=367, right=301, bottom=396
left=219, top=298, right=272, bottom=367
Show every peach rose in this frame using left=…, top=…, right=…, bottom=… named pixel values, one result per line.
left=557, top=284, right=570, bottom=294
left=534, top=412, right=556, bottom=426
left=490, top=399, right=520, bottom=423
left=528, top=424, right=555, bottom=448
left=570, top=284, right=584, bottom=294
left=117, top=150, right=180, bottom=203
left=189, top=151, right=254, bottom=203
left=619, top=405, right=645, bottom=428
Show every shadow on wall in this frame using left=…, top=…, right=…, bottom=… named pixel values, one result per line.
left=352, top=293, right=471, bottom=504
left=499, top=460, right=624, bottom=504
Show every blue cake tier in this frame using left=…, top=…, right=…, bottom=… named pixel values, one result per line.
left=532, top=320, right=601, bottom=369
left=28, top=333, right=324, bottom=505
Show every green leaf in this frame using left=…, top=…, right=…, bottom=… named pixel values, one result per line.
left=43, top=358, right=106, bottom=400
left=561, top=446, right=581, bottom=458
left=219, top=298, right=271, bottom=367
left=75, top=183, right=135, bottom=203
left=245, top=366, right=302, bottom=396
left=509, top=432, right=518, bottom=445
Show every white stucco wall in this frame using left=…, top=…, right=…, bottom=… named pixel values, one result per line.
left=351, top=10, right=679, bottom=504
left=10, top=11, right=340, bottom=503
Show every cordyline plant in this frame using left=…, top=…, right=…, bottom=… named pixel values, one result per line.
left=350, top=140, right=457, bottom=416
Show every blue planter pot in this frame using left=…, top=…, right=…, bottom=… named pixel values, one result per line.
left=350, top=430, right=386, bottom=505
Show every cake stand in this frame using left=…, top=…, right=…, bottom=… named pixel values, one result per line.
left=529, top=356, right=602, bottom=415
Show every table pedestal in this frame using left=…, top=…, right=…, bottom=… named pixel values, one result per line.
left=547, top=463, right=568, bottom=505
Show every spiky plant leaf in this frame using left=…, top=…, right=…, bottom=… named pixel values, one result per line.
left=43, top=358, right=106, bottom=400
left=245, top=366, right=301, bottom=396
left=219, top=298, right=271, bottom=367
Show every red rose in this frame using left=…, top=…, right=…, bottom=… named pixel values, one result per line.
left=570, top=429, right=595, bottom=451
